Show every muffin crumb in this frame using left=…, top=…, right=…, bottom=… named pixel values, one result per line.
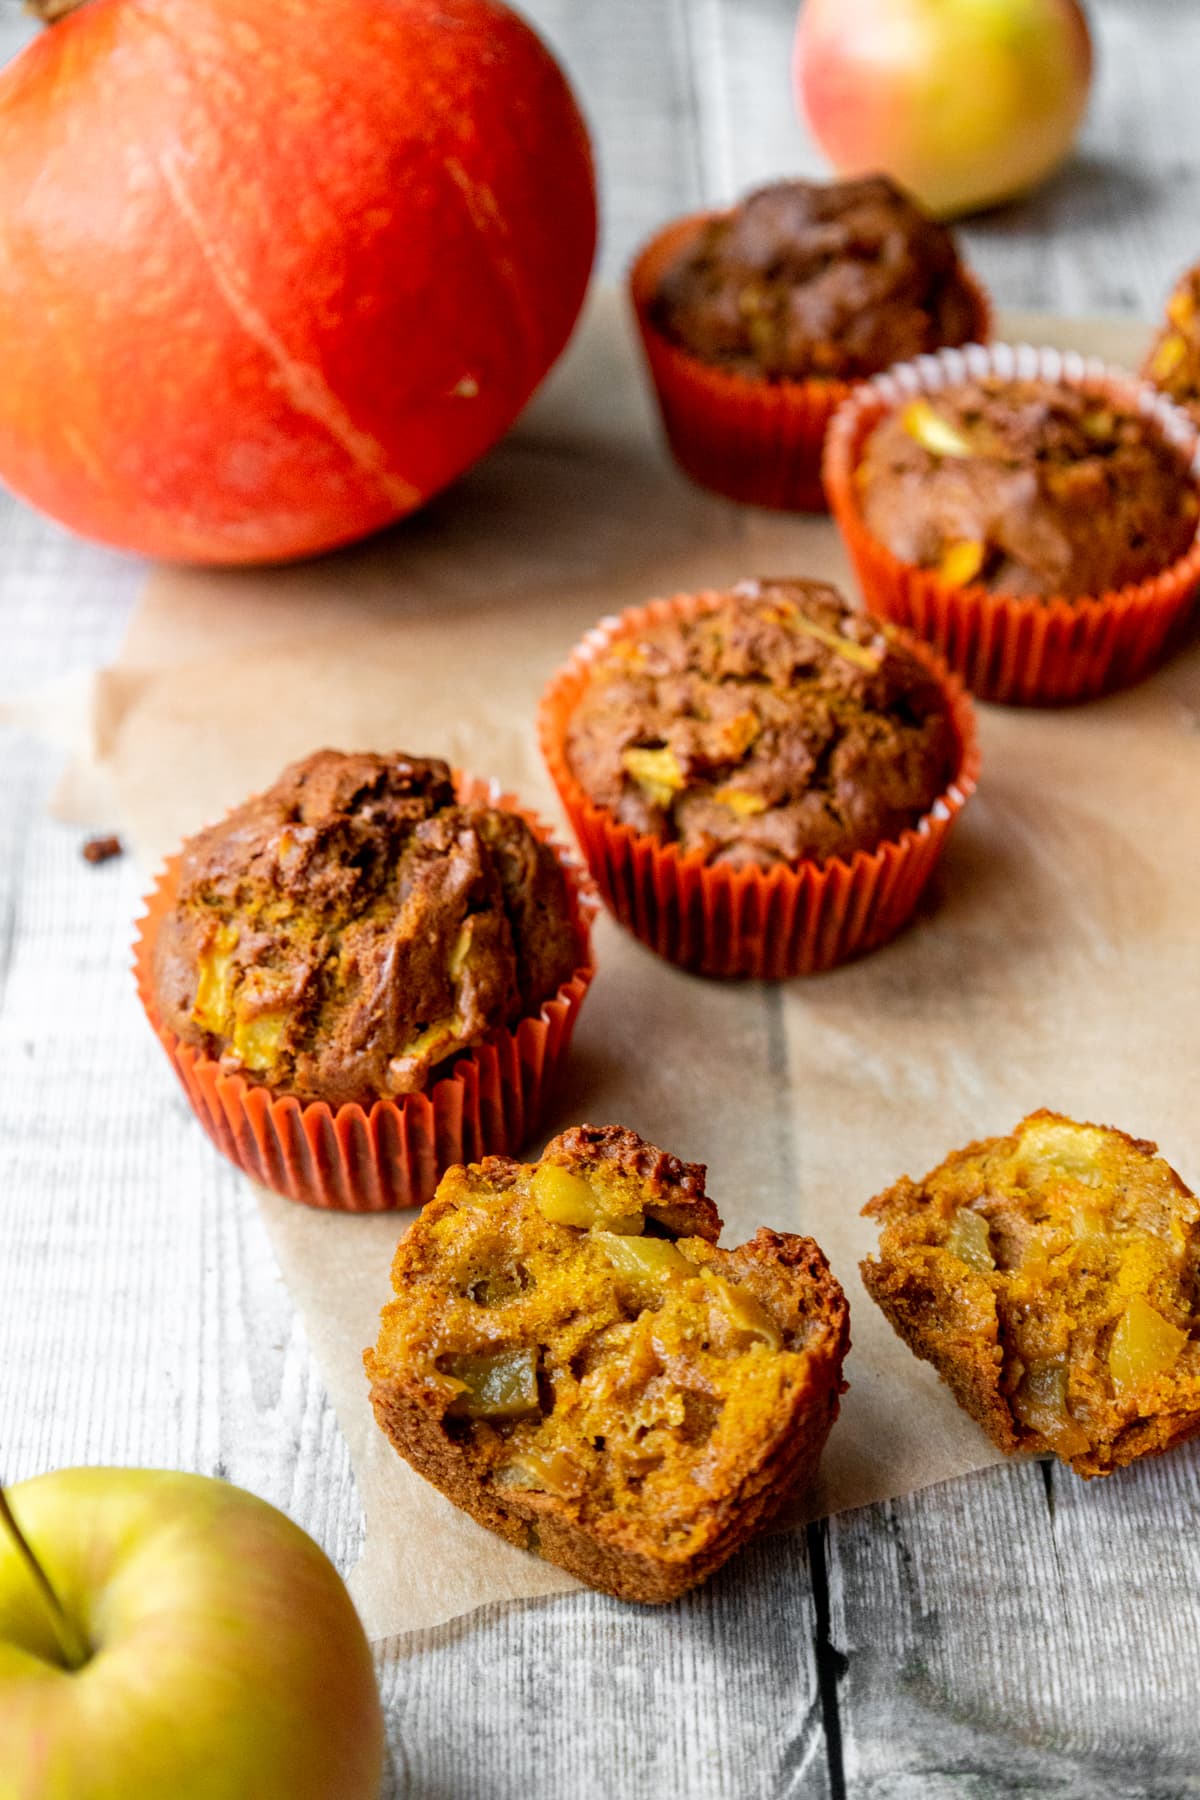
left=82, top=834, right=123, bottom=865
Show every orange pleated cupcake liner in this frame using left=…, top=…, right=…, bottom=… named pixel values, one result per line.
left=824, top=342, right=1200, bottom=705
left=629, top=211, right=992, bottom=513
left=132, top=777, right=596, bottom=1212
left=537, top=592, right=980, bottom=980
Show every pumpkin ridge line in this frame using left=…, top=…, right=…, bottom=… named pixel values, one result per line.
left=443, top=154, right=542, bottom=365
left=155, top=145, right=421, bottom=511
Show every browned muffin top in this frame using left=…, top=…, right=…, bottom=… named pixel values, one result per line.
left=1143, top=267, right=1200, bottom=423
left=651, top=175, right=980, bottom=382
left=564, top=580, right=958, bottom=869
left=857, top=375, right=1200, bottom=598
left=152, top=750, right=581, bottom=1107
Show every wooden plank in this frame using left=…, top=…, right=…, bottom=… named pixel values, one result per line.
left=829, top=1455, right=1200, bottom=1798
left=957, top=0, right=1200, bottom=320
left=378, top=1538, right=831, bottom=1800
left=685, top=0, right=824, bottom=199
left=0, top=12, right=36, bottom=65
left=527, top=0, right=707, bottom=280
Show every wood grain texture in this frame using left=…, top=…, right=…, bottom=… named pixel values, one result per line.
left=2, top=3, right=1200, bottom=1797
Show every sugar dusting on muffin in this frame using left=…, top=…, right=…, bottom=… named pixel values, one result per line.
left=151, top=750, right=580, bottom=1107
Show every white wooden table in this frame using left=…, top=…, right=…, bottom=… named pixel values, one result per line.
left=3, top=3, right=1199, bottom=1794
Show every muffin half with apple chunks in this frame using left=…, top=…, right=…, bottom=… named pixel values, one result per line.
left=365, top=1125, right=849, bottom=1602
left=861, top=1110, right=1200, bottom=1477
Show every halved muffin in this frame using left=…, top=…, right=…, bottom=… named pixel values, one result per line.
left=365, top=1124, right=849, bottom=1601
left=862, top=1110, right=1200, bottom=1477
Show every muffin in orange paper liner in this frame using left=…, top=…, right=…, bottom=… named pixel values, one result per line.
left=824, top=342, right=1200, bottom=706
left=629, top=180, right=992, bottom=513
left=133, top=758, right=596, bottom=1212
left=537, top=583, right=979, bottom=980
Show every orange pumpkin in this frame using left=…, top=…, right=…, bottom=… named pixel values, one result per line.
left=0, top=0, right=596, bottom=563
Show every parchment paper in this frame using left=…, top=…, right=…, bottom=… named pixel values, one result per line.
left=38, top=294, right=1200, bottom=1635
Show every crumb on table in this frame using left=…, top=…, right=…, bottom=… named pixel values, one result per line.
left=82, top=834, right=123, bottom=865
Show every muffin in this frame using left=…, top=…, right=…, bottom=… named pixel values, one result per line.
left=136, top=751, right=594, bottom=1209
left=856, top=375, right=1199, bottom=599
left=365, top=1124, right=849, bottom=1602
left=1143, top=266, right=1200, bottom=423
left=861, top=1110, right=1200, bottom=1477
left=630, top=176, right=990, bottom=510
left=565, top=578, right=957, bottom=869
left=539, top=582, right=978, bottom=977
left=824, top=342, right=1200, bottom=703
left=653, top=175, right=980, bottom=383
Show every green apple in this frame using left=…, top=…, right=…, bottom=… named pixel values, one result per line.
left=0, top=1468, right=384, bottom=1799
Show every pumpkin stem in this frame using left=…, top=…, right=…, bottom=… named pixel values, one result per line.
left=25, top=0, right=93, bottom=21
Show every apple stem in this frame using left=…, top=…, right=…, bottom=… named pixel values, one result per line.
left=0, top=1483, right=90, bottom=1672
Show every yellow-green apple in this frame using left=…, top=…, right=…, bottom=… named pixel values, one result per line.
left=794, top=0, right=1093, bottom=217
left=0, top=1468, right=384, bottom=1799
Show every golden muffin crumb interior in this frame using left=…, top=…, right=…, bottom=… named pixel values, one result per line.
left=366, top=1124, right=849, bottom=1602
left=862, top=1110, right=1200, bottom=1476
